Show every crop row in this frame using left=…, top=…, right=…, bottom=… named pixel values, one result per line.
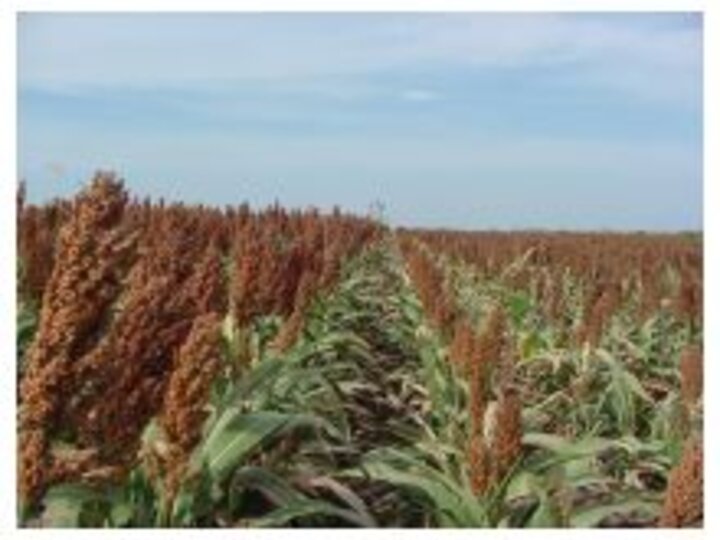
left=397, top=229, right=702, bottom=527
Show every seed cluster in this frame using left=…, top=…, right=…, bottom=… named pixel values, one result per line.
left=660, top=437, right=703, bottom=527
left=20, top=174, right=134, bottom=504
left=160, top=313, right=223, bottom=500
left=679, top=345, right=703, bottom=407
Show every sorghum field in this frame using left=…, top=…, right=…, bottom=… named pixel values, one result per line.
left=16, top=174, right=703, bottom=528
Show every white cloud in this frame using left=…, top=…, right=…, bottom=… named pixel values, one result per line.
left=400, top=89, right=440, bottom=103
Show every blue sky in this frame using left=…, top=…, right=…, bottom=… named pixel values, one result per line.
left=18, top=13, right=702, bottom=230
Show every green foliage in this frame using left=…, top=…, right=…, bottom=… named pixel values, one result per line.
left=19, top=235, right=701, bottom=528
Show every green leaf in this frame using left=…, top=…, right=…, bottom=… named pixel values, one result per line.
left=249, top=499, right=374, bottom=528
left=109, top=500, right=133, bottom=527
left=523, top=433, right=619, bottom=471
left=198, top=409, right=291, bottom=483
left=519, top=330, right=545, bottom=360
left=303, top=475, right=376, bottom=526
left=170, top=463, right=214, bottom=526
left=526, top=494, right=561, bottom=528
left=507, top=291, right=532, bottom=325
left=39, top=484, right=101, bottom=528
left=196, top=408, right=335, bottom=487
left=505, top=471, right=539, bottom=500
left=232, top=467, right=306, bottom=507
left=569, top=499, right=660, bottom=528
left=523, top=432, right=610, bottom=456
left=234, top=468, right=377, bottom=526
left=343, top=448, right=487, bottom=527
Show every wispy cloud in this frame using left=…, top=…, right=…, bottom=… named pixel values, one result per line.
left=19, top=13, right=701, bottom=106
left=17, top=13, right=702, bottom=230
left=400, top=89, right=440, bottom=103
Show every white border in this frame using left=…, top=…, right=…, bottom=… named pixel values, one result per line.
left=0, top=0, right=18, bottom=535
left=1, top=1, right=714, bottom=539
left=3, top=0, right=714, bottom=12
